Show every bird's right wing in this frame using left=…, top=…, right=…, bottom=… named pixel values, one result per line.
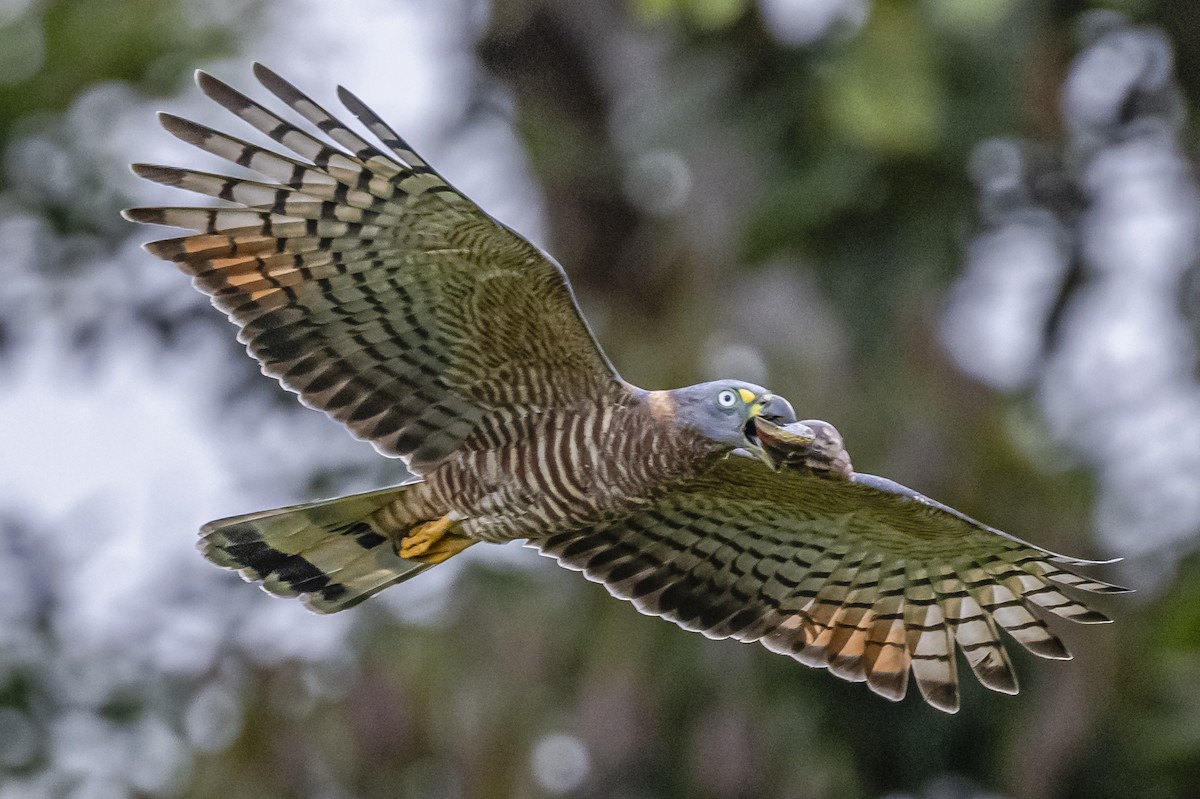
left=536, top=456, right=1126, bottom=713
left=125, top=65, right=627, bottom=473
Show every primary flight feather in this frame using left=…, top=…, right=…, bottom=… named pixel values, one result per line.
left=124, top=64, right=1124, bottom=713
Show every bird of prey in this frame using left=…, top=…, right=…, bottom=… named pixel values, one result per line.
left=124, top=65, right=1124, bottom=713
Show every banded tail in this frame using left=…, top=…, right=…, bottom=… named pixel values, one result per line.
left=200, top=481, right=454, bottom=613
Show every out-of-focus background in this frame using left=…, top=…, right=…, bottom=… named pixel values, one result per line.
left=1, top=0, right=1198, bottom=797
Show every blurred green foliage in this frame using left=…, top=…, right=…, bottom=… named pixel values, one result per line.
left=4, top=0, right=1198, bottom=797
left=0, top=0, right=255, bottom=159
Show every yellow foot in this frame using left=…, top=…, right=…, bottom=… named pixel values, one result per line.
left=410, top=533, right=475, bottom=565
left=399, top=514, right=454, bottom=558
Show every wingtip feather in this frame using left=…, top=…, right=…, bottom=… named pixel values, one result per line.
left=131, top=163, right=184, bottom=186
left=922, top=681, right=960, bottom=714
left=976, top=662, right=1020, bottom=695
left=123, top=207, right=166, bottom=225
left=1025, top=634, right=1073, bottom=660
left=252, top=61, right=288, bottom=92
left=158, top=112, right=209, bottom=146
left=194, top=68, right=222, bottom=95
left=335, top=84, right=361, bottom=113
left=196, top=69, right=250, bottom=110
left=1071, top=609, right=1115, bottom=624
left=865, top=672, right=909, bottom=703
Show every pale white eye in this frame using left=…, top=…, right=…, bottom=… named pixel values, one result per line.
left=717, top=389, right=738, bottom=408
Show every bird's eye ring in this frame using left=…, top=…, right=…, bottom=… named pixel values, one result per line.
left=717, top=389, right=738, bottom=408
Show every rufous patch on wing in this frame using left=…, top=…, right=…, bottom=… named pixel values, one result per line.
left=181, top=234, right=228, bottom=254
left=223, top=268, right=262, bottom=286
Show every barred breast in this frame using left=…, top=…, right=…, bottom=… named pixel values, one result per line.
left=420, top=394, right=717, bottom=542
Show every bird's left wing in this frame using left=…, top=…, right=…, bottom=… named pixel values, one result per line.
left=536, top=456, right=1125, bottom=712
left=124, top=65, right=628, bottom=473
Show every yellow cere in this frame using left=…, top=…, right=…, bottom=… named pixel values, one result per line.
left=737, top=388, right=756, bottom=404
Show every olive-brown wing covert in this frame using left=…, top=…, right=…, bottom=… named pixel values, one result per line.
left=538, top=455, right=1125, bottom=712
left=124, top=64, right=626, bottom=473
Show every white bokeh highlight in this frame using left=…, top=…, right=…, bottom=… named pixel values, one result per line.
left=941, top=17, right=1200, bottom=572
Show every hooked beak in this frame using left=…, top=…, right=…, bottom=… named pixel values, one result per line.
left=748, top=393, right=797, bottom=425
left=743, top=393, right=800, bottom=468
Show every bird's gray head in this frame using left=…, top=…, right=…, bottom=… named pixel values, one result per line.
left=667, top=380, right=799, bottom=462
